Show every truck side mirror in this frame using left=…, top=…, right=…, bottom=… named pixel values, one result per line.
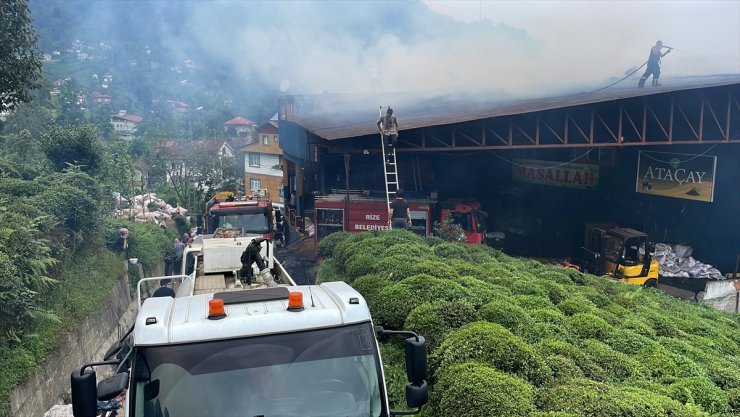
left=406, top=380, right=429, bottom=408
left=405, top=336, right=427, bottom=383
left=71, top=369, right=98, bottom=417
left=97, top=372, right=129, bottom=401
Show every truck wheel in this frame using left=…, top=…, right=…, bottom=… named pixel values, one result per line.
left=643, top=278, right=657, bottom=288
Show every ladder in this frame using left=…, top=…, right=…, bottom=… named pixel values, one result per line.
left=379, top=106, right=399, bottom=215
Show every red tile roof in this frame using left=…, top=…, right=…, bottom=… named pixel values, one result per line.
left=224, top=116, right=256, bottom=126
left=111, top=114, right=143, bottom=123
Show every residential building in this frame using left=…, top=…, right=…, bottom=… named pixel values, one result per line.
left=240, top=119, right=283, bottom=202
left=110, top=110, right=143, bottom=140
left=224, top=116, right=257, bottom=138
left=90, top=91, right=111, bottom=105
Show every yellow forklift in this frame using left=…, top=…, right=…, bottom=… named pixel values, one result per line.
left=580, top=224, right=660, bottom=287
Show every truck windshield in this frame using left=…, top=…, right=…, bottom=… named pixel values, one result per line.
left=130, top=322, right=385, bottom=417
left=209, top=209, right=270, bottom=234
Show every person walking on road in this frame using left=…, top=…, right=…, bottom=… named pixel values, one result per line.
left=389, top=189, right=411, bottom=230
left=638, top=40, right=671, bottom=88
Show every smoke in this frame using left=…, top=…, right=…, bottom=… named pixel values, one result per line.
left=41, top=0, right=739, bottom=106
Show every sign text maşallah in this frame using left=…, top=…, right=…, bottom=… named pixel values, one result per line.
left=635, top=151, right=717, bottom=203
left=513, top=159, right=599, bottom=189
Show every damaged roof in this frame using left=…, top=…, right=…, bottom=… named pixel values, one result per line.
left=284, top=74, right=740, bottom=141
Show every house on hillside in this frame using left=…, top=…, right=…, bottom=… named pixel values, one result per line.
left=240, top=119, right=283, bottom=202
left=224, top=116, right=257, bottom=138
left=91, top=91, right=111, bottom=105
left=167, top=100, right=190, bottom=117
left=110, top=110, right=143, bottom=140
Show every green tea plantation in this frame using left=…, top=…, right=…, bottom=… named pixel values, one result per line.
left=317, top=230, right=740, bottom=417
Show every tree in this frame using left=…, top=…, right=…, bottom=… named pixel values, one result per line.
left=0, top=0, right=42, bottom=112
left=433, top=212, right=466, bottom=243
left=40, top=123, right=103, bottom=174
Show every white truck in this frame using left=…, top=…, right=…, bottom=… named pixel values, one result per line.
left=70, top=233, right=428, bottom=417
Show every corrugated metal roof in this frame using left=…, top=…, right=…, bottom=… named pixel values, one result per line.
left=285, top=74, right=740, bottom=141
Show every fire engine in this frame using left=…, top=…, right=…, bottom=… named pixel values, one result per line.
left=314, top=192, right=486, bottom=246
left=204, top=190, right=275, bottom=240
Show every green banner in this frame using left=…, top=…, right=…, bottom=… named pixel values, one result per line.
left=513, top=159, right=599, bottom=189
left=635, top=151, right=717, bottom=202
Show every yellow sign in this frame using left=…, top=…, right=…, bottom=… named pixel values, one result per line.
left=513, top=159, right=599, bottom=189
left=635, top=151, right=716, bottom=202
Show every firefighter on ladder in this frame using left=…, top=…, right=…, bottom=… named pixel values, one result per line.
left=377, top=107, right=399, bottom=162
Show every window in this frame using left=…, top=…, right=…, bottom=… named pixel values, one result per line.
left=249, top=153, right=260, bottom=167
left=250, top=178, right=261, bottom=191
left=262, top=135, right=269, bottom=145
left=273, top=135, right=278, bottom=142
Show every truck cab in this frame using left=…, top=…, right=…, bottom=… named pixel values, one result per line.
left=439, top=199, right=488, bottom=245
left=205, top=191, right=275, bottom=240
left=71, top=235, right=428, bottom=417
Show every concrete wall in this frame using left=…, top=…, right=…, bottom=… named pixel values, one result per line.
left=6, top=262, right=139, bottom=417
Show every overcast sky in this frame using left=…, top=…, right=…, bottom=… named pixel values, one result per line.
left=423, top=0, right=740, bottom=80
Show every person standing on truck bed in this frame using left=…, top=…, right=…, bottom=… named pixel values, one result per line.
left=152, top=279, right=175, bottom=298
left=389, top=189, right=411, bottom=230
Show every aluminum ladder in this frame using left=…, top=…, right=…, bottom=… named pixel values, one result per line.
left=379, top=106, right=399, bottom=214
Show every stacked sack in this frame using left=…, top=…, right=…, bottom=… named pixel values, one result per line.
left=652, top=243, right=724, bottom=280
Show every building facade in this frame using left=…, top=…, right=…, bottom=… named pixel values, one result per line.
left=240, top=120, right=283, bottom=202
left=110, top=110, right=143, bottom=140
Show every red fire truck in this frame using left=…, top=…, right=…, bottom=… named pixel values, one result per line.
left=205, top=191, right=275, bottom=240
left=314, top=193, right=486, bottom=245
left=314, top=193, right=433, bottom=241
left=437, top=198, right=488, bottom=245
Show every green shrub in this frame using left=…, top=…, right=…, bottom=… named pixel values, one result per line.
left=435, top=362, right=535, bottom=417
left=317, top=231, right=353, bottom=257
left=529, top=308, right=566, bottom=325
left=432, top=242, right=472, bottom=261
left=432, top=321, right=551, bottom=385
left=556, top=295, right=597, bottom=316
left=621, top=316, right=657, bottom=338
left=535, top=279, right=568, bottom=304
left=546, top=354, right=584, bottom=382
left=535, top=337, right=608, bottom=378
left=373, top=274, right=468, bottom=329
left=378, top=342, right=407, bottom=408
left=451, top=276, right=510, bottom=308
left=516, top=322, right=575, bottom=345
left=511, top=279, right=549, bottom=298
left=534, top=270, right=573, bottom=286
left=604, top=328, right=656, bottom=354
left=334, top=236, right=386, bottom=274
left=351, top=274, right=392, bottom=312
left=535, top=379, right=703, bottom=417
left=445, top=259, right=491, bottom=281
left=344, top=252, right=377, bottom=280
left=466, top=244, right=500, bottom=263
left=637, top=344, right=703, bottom=383
left=373, top=253, right=420, bottom=280
left=580, top=339, right=641, bottom=383
left=382, top=242, right=435, bottom=260
left=701, top=358, right=740, bottom=390
left=567, top=312, right=614, bottom=339
left=404, top=301, right=476, bottom=352
left=667, top=377, right=730, bottom=414
left=727, top=388, right=740, bottom=414
left=478, top=299, right=532, bottom=331
left=511, top=294, right=553, bottom=310
left=316, top=259, right=343, bottom=283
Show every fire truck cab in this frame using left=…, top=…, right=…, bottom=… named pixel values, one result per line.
left=438, top=199, right=488, bottom=245
left=205, top=191, right=275, bottom=240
